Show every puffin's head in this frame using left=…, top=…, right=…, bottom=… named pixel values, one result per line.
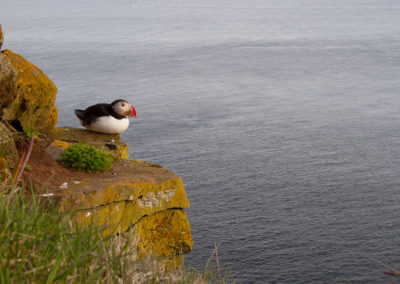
left=111, top=99, right=137, bottom=117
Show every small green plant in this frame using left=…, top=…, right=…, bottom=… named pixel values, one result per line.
left=22, top=126, right=40, bottom=139
left=58, top=143, right=113, bottom=173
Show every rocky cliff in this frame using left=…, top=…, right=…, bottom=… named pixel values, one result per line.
left=0, top=49, right=58, bottom=132
left=0, top=24, right=192, bottom=260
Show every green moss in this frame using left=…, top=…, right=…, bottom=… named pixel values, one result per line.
left=0, top=145, right=7, bottom=158
left=58, top=142, right=113, bottom=173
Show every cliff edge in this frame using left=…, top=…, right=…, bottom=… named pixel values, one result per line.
left=0, top=24, right=192, bottom=260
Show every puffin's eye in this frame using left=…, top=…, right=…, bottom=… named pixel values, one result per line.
left=121, top=103, right=125, bottom=107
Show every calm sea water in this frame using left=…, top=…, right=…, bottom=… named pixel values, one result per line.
left=3, top=0, right=400, bottom=282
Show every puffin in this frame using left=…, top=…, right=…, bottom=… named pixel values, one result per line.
left=74, top=99, right=137, bottom=134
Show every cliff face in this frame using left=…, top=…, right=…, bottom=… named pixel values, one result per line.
left=1, top=49, right=58, bottom=131
left=54, top=158, right=193, bottom=257
left=0, top=25, right=192, bottom=260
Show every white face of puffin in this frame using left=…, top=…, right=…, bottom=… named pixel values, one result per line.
left=111, top=100, right=135, bottom=117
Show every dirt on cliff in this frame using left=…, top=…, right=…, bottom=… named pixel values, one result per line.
left=15, top=134, right=165, bottom=193
left=16, top=136, right=115, bottom=192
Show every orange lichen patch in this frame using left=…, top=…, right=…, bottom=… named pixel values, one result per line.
left=134, top=209, right=193, bottom=257
left=51, top=139, right=70, bottom=149
left=45, top=139, right=71, bottom=160
left=48, top=105, right=58, bottom=127
left=2, top=49, right=58, bottom=131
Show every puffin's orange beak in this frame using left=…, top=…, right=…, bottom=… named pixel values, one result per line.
left=128, top=105, right=136, bottom=117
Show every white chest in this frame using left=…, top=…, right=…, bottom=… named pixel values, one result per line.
left=86, top=116, right=130, bottom=134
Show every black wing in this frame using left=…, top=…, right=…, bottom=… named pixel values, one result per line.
left=74, top=103, right=112, bottom=126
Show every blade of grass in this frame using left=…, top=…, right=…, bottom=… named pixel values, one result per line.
left=45, top=253, right=62, bottom=284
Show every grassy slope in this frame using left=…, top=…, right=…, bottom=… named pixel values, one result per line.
left=0, top=185, right=212, bottom=283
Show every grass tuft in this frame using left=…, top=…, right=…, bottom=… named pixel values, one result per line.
left=58, top=143, right=113, bottom=173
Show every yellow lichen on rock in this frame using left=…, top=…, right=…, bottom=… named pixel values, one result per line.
left=53, top=159, right=193, bottom=257
left=48, top=105, right=58, bottom=128
left=52, top=139, right=70, bottom=149
left=59, top=175, right=189, bottom=211
left=1, top=49, right=58, bottom=131
left=134, top=209, right=193, bottom=257
left=70, top=177, right=189, bottom=235
left=45, top=139, right=71, bottom=160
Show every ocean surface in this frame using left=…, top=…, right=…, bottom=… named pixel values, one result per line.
left=2, top=0, right=400, bottom=282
